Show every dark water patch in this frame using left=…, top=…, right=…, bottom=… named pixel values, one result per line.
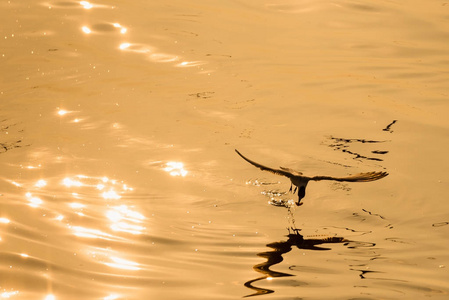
left=188, top=91, right=215, bottom=99
left=385, top=237, right=410, bottom=244
left=324, top=225, right=372, bottom=235
left=432, top=221, right=449, bottom=227
left=226, top=98, right=256, bottom=110
left=51, top=1, right=80, bottom=8
left=351, top=268, right=382, bottom=279
left=328, top=137, right=388, bottom=144
left=0, top=139, right=27, bottom=153
left=351, top=209, right=392, bottom=228
left=325, top=136, right=390, bottom=162
left=244, top=229, right=351, bottom=297
left=345, top=3, right=381, bottom=12
left=344, top=241, right=377, bottom=249
left=371, top=150, right=389, bottom=154
left=352, top=211, right=386, bottom=225
left=342, top=149, right=384, bottom=161
left=382, top=120, right=398, bottom=133
left=91, top=23, right=118, bottom=32
left=205, top=53, right=232, bottom=58
left=0, top=120, right=28, bottom=153
left=361, top=208, right=386, bottom=220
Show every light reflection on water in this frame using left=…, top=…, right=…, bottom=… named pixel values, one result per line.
left=163, top=161, right=188, bottom=177
left=72, top=0, right=208, bottom=70
left=103, top=294, right=120, bottom=300
left=0, top=218, right=10, bottom=224
left=1, top=290, right=19, bottom=298
left=3, top=172, right=145, bottom=234
left=104, top=256, right=141, bottom=271
left=118, top=42, right=206, bottom=68
left=1, top=168, right=150, bottom=299
left=80, top=1, right=93, bottom=10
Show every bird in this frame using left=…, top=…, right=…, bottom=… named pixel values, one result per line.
left=235, top=149, right=388, bottom=206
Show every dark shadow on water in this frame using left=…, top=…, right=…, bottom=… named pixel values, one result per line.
left=324, top=119, right=397, bottom=163
left=243, top=204, right=380, bottom=298
left=244, top=228, right=348, bottom=297
left=0, top=120, right=28, bottom=153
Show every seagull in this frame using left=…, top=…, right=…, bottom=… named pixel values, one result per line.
left=235, top=149, right=388, bottom=206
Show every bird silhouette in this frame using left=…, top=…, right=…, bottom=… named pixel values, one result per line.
left=235, top=149, right=388, bottom=206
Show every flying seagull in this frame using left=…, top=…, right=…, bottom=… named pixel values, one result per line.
left=235, top=149, right=388, bottom=206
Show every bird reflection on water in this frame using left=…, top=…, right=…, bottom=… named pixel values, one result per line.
left=238, top=149, right=386, bottom=296
left=244, top=227, right=347, bottom=297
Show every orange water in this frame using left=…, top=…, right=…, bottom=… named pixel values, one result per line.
left=1, top=0, right=448, bottom=299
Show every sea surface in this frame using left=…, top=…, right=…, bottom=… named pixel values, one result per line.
left=1, top=0, right=448, bottom=299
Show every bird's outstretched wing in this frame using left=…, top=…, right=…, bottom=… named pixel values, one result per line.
left=311, top=171, right=388, bottom=182
left=235, top=149, right=297, bottom=178
left=279, top=167, right=303, bottom=176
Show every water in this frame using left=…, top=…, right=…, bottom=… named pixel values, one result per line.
left=1, top=0, right=448, bottom=299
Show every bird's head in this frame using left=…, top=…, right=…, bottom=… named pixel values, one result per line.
left=296, top=186, right=306, bottom=206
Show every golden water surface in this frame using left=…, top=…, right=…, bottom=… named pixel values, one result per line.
left=1, top=0, right=449, bottom=299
